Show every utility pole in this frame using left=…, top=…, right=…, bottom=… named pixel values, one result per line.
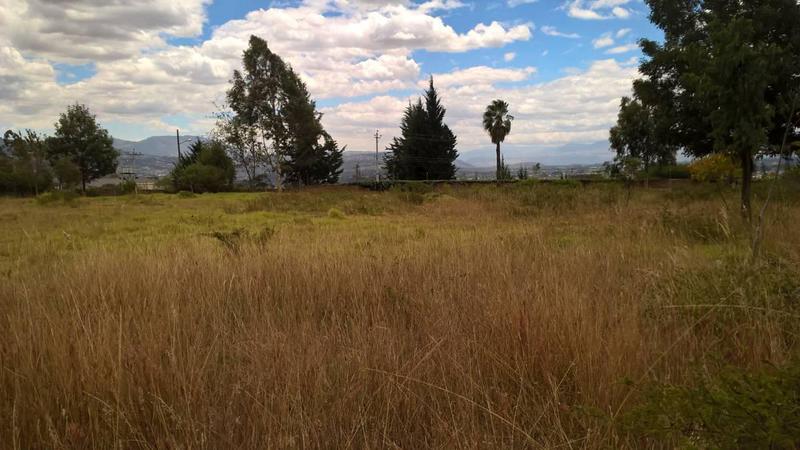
left=176, top=129, right=182, bottom=160
left=121, top=149, right=143, bottom=194
left=374, top=130, right=382, bottom=183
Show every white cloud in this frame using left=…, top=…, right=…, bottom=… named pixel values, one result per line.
left=507, top=0, right=538, bottom=6
left=605, top=43, right=638, bottom=54
left=565, top=0, right=632, bottom=20
left=592, top=33, right=615, bottom=48
left=322, top=59, right=638, bottom=154
left=616, top=28, right=632, bottom=38
left=540, top=25, right=581, bottom=39
left=0, top=0, right=533, bottom=136
left=504, top=52, right=516, bottom=62
left=0, top=0, right=209, bottom=62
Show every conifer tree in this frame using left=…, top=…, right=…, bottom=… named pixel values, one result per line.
left=385, top=78, right=458, bottom=180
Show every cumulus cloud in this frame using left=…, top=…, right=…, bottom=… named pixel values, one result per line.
left=565, top=0, right=633, bottom=20
left=0, top=0, right=533, bottom=135
left=322, top=59, right=638, bottom=154
left=0, top=0, right=209, bottom=62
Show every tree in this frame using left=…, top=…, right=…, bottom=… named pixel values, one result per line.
left=609, top=97, right=676, bottom=172
left=47, top=104, right=117, bottom=193
left=171, top=140, right=235, bottom=193
left=629, top=0, right=800, bottom=219
left=483, top=99, right=514, bottom=180
left=384, top=78, right=458, bottom=180
left=223, top=35, right=343, bottom=188
left=52, top=157, right=81, bottom=190
left=1, top=130, right=53, bottom=195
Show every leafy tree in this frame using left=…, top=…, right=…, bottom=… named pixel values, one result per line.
left=516, top=166, right=529, bottom=180
left=52, top=157, right=81, bottom=189
left=1, top=130, right=53, bottom=195
left=385, top=78, right=458, bottom=180
left=609, top=96, right=676, bottom=172
left=483, top=99, right=514, bottom=180
left=171, top=140, right=235, bottom=193
left=630, top=0, right=800, bottom=219
left=47, top=104, right=117, bottom=193
left=223, top=35, right=342, bottom=188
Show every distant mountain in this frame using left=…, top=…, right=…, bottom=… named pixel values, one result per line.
left=112, top=137, right=607, bottom=182
left=113, top=135, right=203, bottom=157
left=339, top=151, right=475, bottom=183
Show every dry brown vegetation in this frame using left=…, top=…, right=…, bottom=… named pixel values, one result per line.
left=1, top=182, right=799, bottom=448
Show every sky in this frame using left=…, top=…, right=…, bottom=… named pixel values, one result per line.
left=0, top=0, right=662, bottom=164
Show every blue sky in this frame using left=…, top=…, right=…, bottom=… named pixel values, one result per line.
left=0, top=0, right=663, bottom=164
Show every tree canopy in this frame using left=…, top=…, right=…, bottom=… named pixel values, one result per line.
left=384, top=78, right=458, bottom=180
left=46, top=104, right=118, bottom=193
left=171, top=140, right=235, bottom=193
left=222, top=35, right=343, bottom=187
left=483, top=99, right=514, bottom=180
left=617, top=0, right=800, bottom=218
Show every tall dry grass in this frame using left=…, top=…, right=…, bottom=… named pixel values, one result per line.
left=1, top=183, right=798, bottom=448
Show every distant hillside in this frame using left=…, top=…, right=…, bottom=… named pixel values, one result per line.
left=113, top=135, right=203, bottom=157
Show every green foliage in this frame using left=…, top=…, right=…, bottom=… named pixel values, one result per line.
left=688, top=154, right=741, bottom=183
left=627, top=362, right=800, bottom=449
left=497, top=158, right=513, bottom=181
left=52, top=157, right=81, bottom=189
left=171, top=141, right=235, bottom=193
left=225, top=35, right=343, bottom=186
left=633, top=0, right=800, bottom=215
left=609, top=96, right=676, bottom=169
left=35, top=190, right=79, bottom=205
left=646, top=163, right=691, bottom=180
left=483, top=99, right=514, bottom=179
left=117, top=179, right=137, bottom=195
left=327, top=208, right=346, bottom=219
left=1, top=130, right=53, bottom=195
left=47, top=104, right=118, bottom=192
left=516, top=166, right=529, bottom=180
left=384, top=78, right=458, bottom=181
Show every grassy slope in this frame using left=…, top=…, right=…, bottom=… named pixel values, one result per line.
left=1, top=183, right=798, bottom=448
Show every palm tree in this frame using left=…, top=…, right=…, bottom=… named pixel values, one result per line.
left=483, top=100, right=514, bottom=180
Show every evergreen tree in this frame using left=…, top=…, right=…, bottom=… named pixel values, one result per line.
left=171, top=140, right=235, bottom=193
left=384, top=77, right=458, bottom=180
left=46, top=104, right=117, bottom=193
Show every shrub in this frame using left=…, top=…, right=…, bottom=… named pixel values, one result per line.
left=626, top=362, right=800, bottom=449
left=35, top=190, right=79, bottom=205
left=327, top=208, right=346, bottom=219
left=689, top=154, right=741, bottom=183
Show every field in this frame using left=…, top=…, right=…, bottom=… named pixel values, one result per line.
left=1, top=182, right=799, bottom=448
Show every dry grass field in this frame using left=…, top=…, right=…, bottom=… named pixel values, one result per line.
left=1, top=181, right=799, bottom=448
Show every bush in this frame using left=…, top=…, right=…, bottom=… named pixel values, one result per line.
left=117, top=179, right=137, bottom=195
left=327, top=208, right=346, bottom=219
left=35, top=190, right=79, bottom=205
left=171, top=140, right=235, bottom=193
left=627, top=362, right=800, bottom=449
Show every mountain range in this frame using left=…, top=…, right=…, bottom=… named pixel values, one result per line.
left=111, top=136, right=607, bottom=182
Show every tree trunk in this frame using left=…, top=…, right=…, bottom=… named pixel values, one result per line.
left=740, top=151, right=753, bottom=221
left=495, top=142, right=501, bottom=180
left=81, top=176, right=86, bottom=194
